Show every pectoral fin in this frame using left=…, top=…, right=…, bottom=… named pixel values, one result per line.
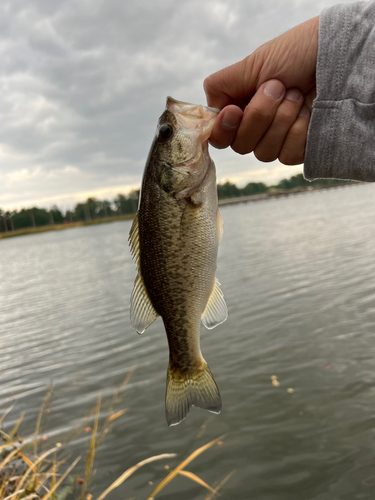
left=130, top=273, right=159, bottom=334
left=201, top=278, right=228, bottom=329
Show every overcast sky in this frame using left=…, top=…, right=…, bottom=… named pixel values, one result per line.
left=0, top=0, right=354, bottom=212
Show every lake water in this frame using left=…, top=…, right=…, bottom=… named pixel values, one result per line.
left=1, top=183, right=375, bottom=499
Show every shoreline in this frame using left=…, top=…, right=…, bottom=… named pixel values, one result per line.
left=0, top=183, right=356, bottom=240
left=0, top=214, right=134, bottom=240
left=218, top=183, right=355, bottom=207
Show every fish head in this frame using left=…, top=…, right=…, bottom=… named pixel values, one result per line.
left=150, top=97, right=219, bottom=200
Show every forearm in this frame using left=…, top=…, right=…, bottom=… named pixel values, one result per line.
left=304, top=1, right=375, bottom=181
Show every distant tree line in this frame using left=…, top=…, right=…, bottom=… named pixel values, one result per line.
left=0, top=190, right=140, bottom=233
left=217, top=174, right=351, bottom=200
left=274, top=173, right=349, bottom=191
left=0, top=174, right=352, bottom=233
left=218, top=181, right=268, bottom=199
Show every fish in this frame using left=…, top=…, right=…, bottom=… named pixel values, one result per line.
left=129, top=96, right=227, bottom=426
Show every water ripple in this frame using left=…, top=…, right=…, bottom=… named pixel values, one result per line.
left=1, top=186, right=375, bottom=498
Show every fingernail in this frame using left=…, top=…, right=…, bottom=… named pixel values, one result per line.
left=299, top=105, right=309, bottom=116
left=222, top=111, right=241, bottom=130
left=285, top=89, right=302, bottom=102
left=263, top=80, right=284, bottom=100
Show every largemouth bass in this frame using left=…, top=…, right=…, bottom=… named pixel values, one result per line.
left=129, top=97, right=227, bottom=426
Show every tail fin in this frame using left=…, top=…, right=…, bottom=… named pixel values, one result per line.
left=165, top=361, right=221, bottom=426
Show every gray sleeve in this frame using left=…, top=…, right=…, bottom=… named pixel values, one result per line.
left=304, top=1, right=375, bottom=182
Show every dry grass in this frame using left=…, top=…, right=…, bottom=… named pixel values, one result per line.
left=0, top=371, right=233, bottom=499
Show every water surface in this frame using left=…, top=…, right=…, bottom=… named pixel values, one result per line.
left=1, top=183, right=375, bottom=499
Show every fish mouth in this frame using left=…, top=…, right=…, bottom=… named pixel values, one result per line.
left=163, top=97, right=218, bottom=200
left=165, top=96, right=219, bottom=168
left=166, top=96, right=220, bottom=116
left=166, top=96, right=219, bottom=142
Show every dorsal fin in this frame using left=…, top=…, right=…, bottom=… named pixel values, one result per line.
left=201, top=278, right=227, bottom=329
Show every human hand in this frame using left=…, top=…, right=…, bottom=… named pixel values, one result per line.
left=204, top=16, right=319, bottom=165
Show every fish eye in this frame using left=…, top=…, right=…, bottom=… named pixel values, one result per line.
left=158, top=123, right=174, bottom=142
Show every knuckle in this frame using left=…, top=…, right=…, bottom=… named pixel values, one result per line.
left=232, top=143, right=252, bottom=155
left=285, top=124, right=305, bottom=142
left=279, top=142, right=305, bottom=165
left=278, top=118, right=308, bottom=165
left=254, top=145, right=278, bottom=163
left=275, top=107, right=297, bottom=127
left=283, top=117, right=309, bottom=145
left=203, top=76, right=212, bottom=94
left=279, top=150, right=304, bottom=165
left=210, top=140, right=229, bottom=150
left=246, top=102, right=274, bottom=124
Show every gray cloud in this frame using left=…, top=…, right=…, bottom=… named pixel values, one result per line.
left=0, top=0, right=354, bottom=210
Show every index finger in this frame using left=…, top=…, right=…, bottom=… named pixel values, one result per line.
left=204, top=58, right=257, bottom=109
